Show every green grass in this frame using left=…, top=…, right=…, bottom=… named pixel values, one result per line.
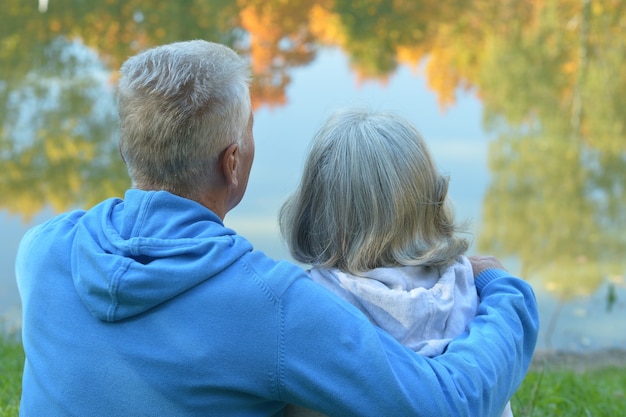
left=0, top=335, right=624, bottom=416
left=0, top=333, right=23, bottom=417
left=512, top=359, right=626, bottom=416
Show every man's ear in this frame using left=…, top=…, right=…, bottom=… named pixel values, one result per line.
left=221, top=143, right=239, bottom=188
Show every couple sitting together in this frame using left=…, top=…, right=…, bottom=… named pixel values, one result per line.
left=17, top=40, right=537, bottom=416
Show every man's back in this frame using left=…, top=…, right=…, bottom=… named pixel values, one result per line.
left=17, top=190, right=299, bottom=415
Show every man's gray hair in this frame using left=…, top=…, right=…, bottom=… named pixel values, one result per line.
left=279, top=107, right=469, bottom=274
left=118, top=40, right=251, bottom=198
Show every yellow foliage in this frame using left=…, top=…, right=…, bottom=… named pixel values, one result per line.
left=395, top=45, right=428, bottom=72
left=308, top=4, right=345, bottom=45
left=424, top=49, right=459, bottom=109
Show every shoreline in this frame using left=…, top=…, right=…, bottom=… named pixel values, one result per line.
left=2, top=326, right=624, bottom=372
left=531, top=348, right=626, bottom=371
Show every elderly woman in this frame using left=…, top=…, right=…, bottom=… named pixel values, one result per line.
left=280, top=108, right=515, bottom=417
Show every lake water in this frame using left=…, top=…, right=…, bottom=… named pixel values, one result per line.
left=1, top=0, right=625, bottom=353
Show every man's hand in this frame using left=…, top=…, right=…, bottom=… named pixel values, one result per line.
left=468, top=255, right=507, bottom=277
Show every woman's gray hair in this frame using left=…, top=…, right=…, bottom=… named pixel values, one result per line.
left=279, top=107, right=469, bottom=274
left=118, top=40, right=251, bottom=198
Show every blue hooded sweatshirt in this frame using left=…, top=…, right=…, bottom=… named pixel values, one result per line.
left=16, top=190, right=538, bottom=416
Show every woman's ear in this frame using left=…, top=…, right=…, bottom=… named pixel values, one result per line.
left=221, top=143, right=240, bottom=188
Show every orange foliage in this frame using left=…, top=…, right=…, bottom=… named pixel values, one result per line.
left=239, top=4, right=283, bottom=75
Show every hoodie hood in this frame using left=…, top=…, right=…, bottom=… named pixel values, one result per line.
left=71, top=189, right=252, bottom=322
left=307, top=259, right=478, bottom=356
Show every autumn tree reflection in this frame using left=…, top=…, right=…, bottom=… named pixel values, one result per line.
left=476, top=0, right=626, bottom=299
left=239, top=0, right=317, bottom=109
left=0, top=38, right=128, bottom=220
left=1, top=0, right=625, bottom=300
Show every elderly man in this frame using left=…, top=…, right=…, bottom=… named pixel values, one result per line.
left=16, top=40, right=538, bottom=416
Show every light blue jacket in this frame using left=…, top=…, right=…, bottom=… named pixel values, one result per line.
left=16, top=190, right=538, bottom=416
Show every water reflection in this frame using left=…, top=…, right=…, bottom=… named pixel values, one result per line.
left=1, top=0, right=625, bottom=350
left=1, top=38, right=126, bottom=219
left=479, top=127, right=626, bottom=301
left=474, top=0, right=626, bottom=305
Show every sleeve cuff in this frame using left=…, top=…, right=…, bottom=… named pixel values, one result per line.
left=474, top=268, right=509, bottom=292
